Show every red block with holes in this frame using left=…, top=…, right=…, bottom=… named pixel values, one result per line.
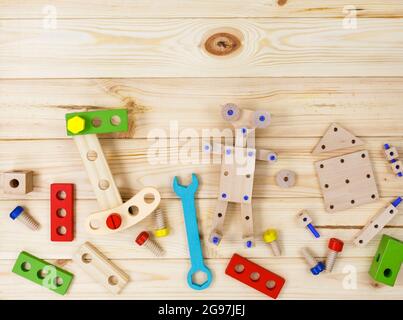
left=51, top=183, right=75, bottom=242
left=225, top=254, right=285, bottom=299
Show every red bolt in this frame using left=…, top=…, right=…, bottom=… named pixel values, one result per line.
left=135, top=231, right=150, bottom=246
left=328, top=238, right=344, bottom=252
left=135, top=231, right=164, bottom=256
left=106, top=213, right=122, bottom=230
left=326, top=238, right=344, bottom=272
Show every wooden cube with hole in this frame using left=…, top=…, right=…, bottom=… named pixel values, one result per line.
left=3, top=171, right=33, bottom=195
left=315, top=150, right=379, bottom=213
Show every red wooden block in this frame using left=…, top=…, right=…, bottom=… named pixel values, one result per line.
left=225, top=254, right=285, bottom=299
left=51, top=183, right=75, bottom=242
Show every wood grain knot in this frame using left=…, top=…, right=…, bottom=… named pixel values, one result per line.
left=277, top=0, right=287, bottom=6
left=204, top=32, right=241, bottom=56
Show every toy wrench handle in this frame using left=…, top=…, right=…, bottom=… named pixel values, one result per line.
left=181, top=197, right=204, bottom=265
left=180, top=197, right=213, bottom=290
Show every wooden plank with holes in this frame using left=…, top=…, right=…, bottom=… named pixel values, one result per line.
left=73, top=242, right=129, bottom=294
left=315, top=150, right=379, bottom=213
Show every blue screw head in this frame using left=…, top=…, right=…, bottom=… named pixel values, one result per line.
left=221, top=193, right=227, bottom=199
left=9, top=206, right=24, bottom=220
left=227, top=110, right=234, bottom=116
left=246, top=241, right=253, bottom=248
left=270, top=155, right=276, bottom=161
left=398, top=172, right=403, bottom=177
left=226, top=149, right=231, bottom=155
left=310, top=262, right=325, bottom=275
left=242, top=128, right=247, bottom=134
left=248, top=151, right=254, bottom=157
left=212, top=237, right=220, bottom=245
left=384, top=143, right=390, bottom=150
left=243, top=195, right=249, bottom=201
left=204, top=144, right=210, bottom=151
left=259, top=115, right=266, bottom=122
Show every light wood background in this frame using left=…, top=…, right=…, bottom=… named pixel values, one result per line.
left=0, top=0, right=402, bottom=300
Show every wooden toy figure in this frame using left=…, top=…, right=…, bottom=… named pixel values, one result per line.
left=204, top=103, right=278, bottom=248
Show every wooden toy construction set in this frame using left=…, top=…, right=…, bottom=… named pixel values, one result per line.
left=4, top=106, right=402, bottom=298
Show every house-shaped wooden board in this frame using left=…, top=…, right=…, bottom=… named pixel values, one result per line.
left=312, top=123, right=364, bottom=154
left=315, top=150, right=379, bottom=213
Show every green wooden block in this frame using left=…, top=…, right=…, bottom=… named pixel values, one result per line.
left=369, top=235, right=403, bottom=287
left=66, top=109, right=129, bottom=135
left=12, top=251, right=74, bottom=295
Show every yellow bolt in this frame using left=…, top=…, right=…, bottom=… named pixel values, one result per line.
left=263, top=229, right=277, bottom=243
left=67, top=116, right=85, bottom=134
left=263, top=229, right=281, bottom=256
left=154, top=228, right=169, bottom=238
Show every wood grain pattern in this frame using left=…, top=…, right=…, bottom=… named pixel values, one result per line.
left=2, top=19, right=403, bottom=78
left=1, top=78, right=403, bottom=139
left=1, top=1, right=403, bottom=300
left=0, top=137, right=402, bottom=200
left=1, top=1, right=403, bottom=18
left=1, top=258, right=402, bottom=300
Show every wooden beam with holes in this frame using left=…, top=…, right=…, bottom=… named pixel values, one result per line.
left=353, top=197, right=402, bottom=247
left=74, top=242, right=129, bottom=294
left=66, top=110, right=161, bottom=235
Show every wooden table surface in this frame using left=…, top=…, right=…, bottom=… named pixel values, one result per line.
left=1, top=1, right=402, bottom=300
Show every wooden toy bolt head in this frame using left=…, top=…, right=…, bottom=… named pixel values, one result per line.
left=263, top=229, right=281, bottom=256
left=221, top=103, right=271, bottom=130
left=326, top=238, right=344, bottom=272
left=135, top=231, right=164, bottom=256
left=153, top=208, right=169, bottom=238
left=67, top=115, right=85, bottom=134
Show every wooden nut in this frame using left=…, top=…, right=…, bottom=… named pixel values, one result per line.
left=276, top=170, right=296, bottom=188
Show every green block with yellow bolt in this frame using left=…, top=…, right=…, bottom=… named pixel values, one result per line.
left=66, top=109, right=129, bottom=136
left=263, top=229, right=281, bottom=256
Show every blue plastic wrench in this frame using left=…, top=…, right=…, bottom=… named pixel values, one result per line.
left=172, top=173, right=213, bottom=290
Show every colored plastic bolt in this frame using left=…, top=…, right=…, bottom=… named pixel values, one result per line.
left=135, top=231, right=164, bottom=257
left=12, top=251, right=74, bottom=295
left=263, top=229, right=281, bottom=256
left=369, top=234, right=403, bottom=287
left=153, top=208, right=169, bottom=238
left=301, top=247, right=325, bottom=275
left=9, top=206, right=40, bottom=231
left=106, top=213, right=122, bottom=230
left=326, top=238, right=344, bottom=272
left=297, top=210, right=320, bottom=238
left=67, top=115, right=85, bottom=134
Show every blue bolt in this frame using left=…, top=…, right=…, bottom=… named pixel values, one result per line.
left=204, top=144, right=210, bottom=151
left=384, top=143, right=390, bottom=150
left=9, top=206, right=24, bottom=220
left=392, top=196, right=402, bottom=208
left=243, top=195, right=249, bottom=201
left=270, top=155, right=276, bottom=161
left=226, top=149, right=231, bottom=155
left=212, top=237, right=220, bottom=245
left=310, top=262, right=325, bottom=275
left=228, top=110, right=234, bottom=116
left=248, top=151, right=254, bottom=157
left=246, top=241, right=253, bottom=248
left=221, top=193, right=227, bottom=199
left=242, top=128, right=247, bottom=134
left=259, top=115, right=265, bottom=122
left=307, top=223, right=320, bottom=238
left=398, top=172, right=403, bottom=177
